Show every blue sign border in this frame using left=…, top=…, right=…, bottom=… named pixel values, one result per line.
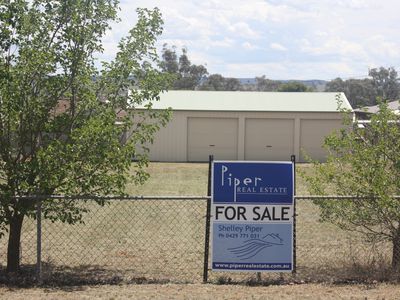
left=211, top=160, right=294, bottom=272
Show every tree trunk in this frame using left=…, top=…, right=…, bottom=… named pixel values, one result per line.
left=6, top=213, right=25, bottom=273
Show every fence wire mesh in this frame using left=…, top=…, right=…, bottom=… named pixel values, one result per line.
left=295, top=197, right=392, bottom=282
left=0, top=196, right=396, bottom=285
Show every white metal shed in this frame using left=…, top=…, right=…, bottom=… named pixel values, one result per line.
left=141, top=91, right=352, bottom=162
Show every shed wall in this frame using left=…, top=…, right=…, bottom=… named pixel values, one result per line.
left=148, top=110, right=343, bottom=162
left=300, top=119, right=343, bottom=162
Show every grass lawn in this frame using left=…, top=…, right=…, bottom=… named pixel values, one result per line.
left=125, top=162, right=314, bottom=196
left=0, top=162, right=395, bottom=295
left=125, top=162, right=392, bottom=283
left=126, top=163, right=209, bottom=196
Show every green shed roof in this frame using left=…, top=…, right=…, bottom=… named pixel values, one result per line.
left=143, top=91, right=352, bottom=112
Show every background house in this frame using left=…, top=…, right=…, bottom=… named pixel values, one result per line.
left=140, top=91, right=352, bottom=162
left=354, top=100, right=400, bottom=120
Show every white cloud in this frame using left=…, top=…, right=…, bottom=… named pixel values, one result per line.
left=336, top=0, right=377, bottom=9
left=207, top=38, right=236, bottom=49
left=242, top=42, right=258, bottom=50
left=228, top=22, right=260, bottom=39
left=299, top=37, right=368, bottom=60
left=270, top=43, right=288, bottom=52
left=366, top=35, right=400, bottom=59
left=95, top=0, right=400, bottom=79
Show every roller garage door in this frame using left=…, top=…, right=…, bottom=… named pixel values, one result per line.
left=187, top=117, right=238, bottom=161
left=300, top=119, right=342, bottom=162
left=245, top=118, right=294, bottom=161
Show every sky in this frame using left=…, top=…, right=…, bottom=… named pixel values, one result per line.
left=98, top=0, right=400, bottom=80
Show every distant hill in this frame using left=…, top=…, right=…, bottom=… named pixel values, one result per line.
left=238, top=78, right=257, bottom=85
left=237, top=78, right=327, bottom=91
left=295, top=80, right=327, bottom=92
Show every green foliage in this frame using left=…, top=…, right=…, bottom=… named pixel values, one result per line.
left=325, top=77, right=377, bottom=108
left=254, top=75, right=281, bottom=91
left=278, top=81, right=311, bottom=92
left=303, top=99, right=400, bottom=260
left=369, top=67, right=400, bottom=101
left=325, top=67, right=400, bottom=108
left=249, top=76, right=314, bottom=92
left=160, top=44, right=208, bottom=90
left=198, top=74, right=241, bottom=91
left=0, top=0, right=171, bottom=244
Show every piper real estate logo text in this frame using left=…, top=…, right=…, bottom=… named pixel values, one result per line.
left=221, top=164, right=288, bottom=200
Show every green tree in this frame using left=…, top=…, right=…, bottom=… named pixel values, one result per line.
left=325, top=78, right=377, bottom=108
left=324, top=77, right=345, bottom=93
left=160, top=44, right=179, bottom=74
left=198, top=74, right=242, bottom=91
left=224, top=77, right=242, bottom=91
left=278, top=81, right=311, bottom=92
left=160, top=45, right=208, bottom=90
left=325, top=67, right=400, bottom=108
left=254, top=75, right=281, bottom=91
left=303, top=99, right=400, bottom=270
left=0, top=1, right=171, bottom=272
left=369, top=67, right=400, bottom=101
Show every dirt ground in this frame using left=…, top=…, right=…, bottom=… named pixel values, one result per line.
left=1, top=283, right=400, bottom=300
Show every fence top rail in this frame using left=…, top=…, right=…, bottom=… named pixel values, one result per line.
left=13, top=195, right=400, bottom=201
left=295, top=195, right=400, bottom=200
left=16, top=195, right=211, bottom=201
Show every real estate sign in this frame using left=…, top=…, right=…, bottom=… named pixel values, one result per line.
left=211, top=161, right=294, bottom=272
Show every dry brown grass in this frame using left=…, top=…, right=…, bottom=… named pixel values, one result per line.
left=125, top=163, right=208, bottom=196
left=126, top=162, right=313, bottom=196
left=0, top=162, right=398, bottom=295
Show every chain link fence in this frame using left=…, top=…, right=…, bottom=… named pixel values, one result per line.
left=0, top=195, right=397, bottom=285
left=295, top=196, right=393, bottom=282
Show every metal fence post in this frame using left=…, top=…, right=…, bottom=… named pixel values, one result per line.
left=203, top=155, right=213, bottom=283
left=291, top=155, right=297, bottom=275
left=36, top=198, right=42, bottom=284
